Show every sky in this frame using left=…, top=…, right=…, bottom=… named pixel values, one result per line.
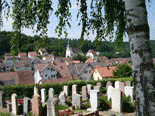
left=1, top=0, right=155, bottom=42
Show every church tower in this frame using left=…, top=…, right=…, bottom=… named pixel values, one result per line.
left=66, top=41, right=74, bottom=58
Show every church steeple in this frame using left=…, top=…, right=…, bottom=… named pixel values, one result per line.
left=67, top=41, right=70, bottom=50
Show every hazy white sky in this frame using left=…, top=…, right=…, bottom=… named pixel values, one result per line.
left=1, top=0, right=155, bottom=42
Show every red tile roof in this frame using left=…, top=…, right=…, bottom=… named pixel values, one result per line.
left=85, top=59, right=94, bottom=63
left=28, top=52, right=38, bottom=56
left=18, top=52, right=27, bottom=57
left=87, top=49, right=98, bottom=56
left=92, top=66, right=117, bottom=78
left=73, top=60, right=81, bottom=63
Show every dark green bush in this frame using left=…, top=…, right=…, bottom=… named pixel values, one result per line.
left=99, top=96, right=110, bottom=111
left=58, top=104, right=69, bottom=110
left=100, top=87, right=107, bottom=94
left=122, top=94, right=135, bottom=112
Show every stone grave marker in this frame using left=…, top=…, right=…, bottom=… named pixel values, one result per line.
left=94, top=86, right=101, bottom=92
left=124, top=86, right=134, bottom=102
left=106, top=81, right=112, bottom=89
left=11, top=93, right=18, bottom=115
left=119, top=82, right=125, bottom=93
left=112, top=88, right=122, bottom=113
left=96, top=82, right=101, bottom=88
left=34, top=86, right=39, bottom=95
left=87, top=84, right=92, bottom=94
left=125, top=81, right=131, bottom=86
left=0, top=91, right=4, bottom=108
left=89, top=90, right=100, bottom=111
left=23, top=97, right=31, bottom=115
left=63, top=86, right=68, bottom=97
left=48, top=88, right=55, bottom=99
left=41, top=88, right=46, bottom=102
left=32, top=94, right=42, bottom=116
left=47, top=98, right=59, bottom=116
left=107, top=85, right=114, bottom=101
left=115, top=81, right=120, bottom=89
left=72, top=93, right=82, bottom=109
left=82, top=86, right=88, bottom=100
left=72, top=84, right=77, bottom=95
left=59, top=91, right=66, bottom=105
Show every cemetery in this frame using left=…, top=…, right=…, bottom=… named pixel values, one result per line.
left=0, top=77, right=135, bottom=116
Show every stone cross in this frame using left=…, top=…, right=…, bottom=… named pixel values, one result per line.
left=63, top=86, right=68, bottom=97
left=31, top=94, right=42, bottom=116
left=11, top=93, right=18, bottom=115
left=112, top=88, right=122, bottom=113
left=0, top=91, right=4, bottom=108
left=47, top=98, right=59, bottom=116
left=58, top=91, right=67, bottom=105
left=107, top=85, right=114, bottom=101
left=87, top=84, right=92, bottom=94
left=72, top=84, right=77, bottom=95
left=41, top=88, right=46, bottom=102
left=124, top=86, right=134, bottom=102
left=72, top=93, right=82, bottom=109
left=48, top=88, right=55, bottom=99
left=106, top=81, right=112, bottom=89
left=89, top=90, right=100, bottom=111
left=82, top=86, right=88, bottom=100
left=34, top=86, right=39, bottom=95
left=23, top=97, right=31, bottom=115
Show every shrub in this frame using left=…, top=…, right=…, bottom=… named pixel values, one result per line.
left=81, top=102, right=91, bottom=110
left=100, top=87, right=107, bottom=94
left=58, top=104, right=69, bottom=110
left=99, top=96, right=110, bottom=111
left=113, top=63, right=132, bottom=78
left=122, top=94, right=135, bottom=112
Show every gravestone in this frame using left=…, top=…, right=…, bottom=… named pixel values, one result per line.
left=47, top=98, right=59, bottom=116
left=87, top=84, right=92, bottom=94
left=106, top=81, right=112, bottom=89
left=125, top=81, right=131, bottom=86
left=115, top=81, right=120, bottom=89
left=94, top=86, right=101, bottom=92
left=49, top=88, right=55, bottom=99
left=112, top=88, right=122, bottom=113
left=82, top=86, right=88, bottom=100
left=41, top=88, right=46, bottom=102
left=32, top=94, right=42, bottom=116
left=124, top=86, right=134, bottom=102
left=23, top=97, right=31, bottom=115
left=11, top=93, right=18, bottom=115
left=34, top=86, right=39, bottom=95
left=119, top=82, right=125, bottom=93
left=0, top=91, right=4, bottom=108
left=63, top=86, right=68, bottom=97
left=107, top=85, right=114, bottom=101
left=72, top=84, right=77, bottom=95
left=96, top=82, right=101, bottom=88
left=89, top=90, right=100, bottom=111
left=59, top=91, right=67, bottom=105
left=72, top=93, right=82, bottom=109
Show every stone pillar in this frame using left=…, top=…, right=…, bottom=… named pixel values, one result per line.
left=72, top=93, right=82, bottom=109
left=106, top=81, right=112, bottom=89
left=23, top=97, right=31, bottom=115
left=47, top=98, right=59, bottom=116
left=82, top=86, right=88, bottom=100
left=11, top=93, right=18, bottom=115
left=72, top=84, right=77, bottom=95
left=112, top=88, right=122, bottom=113
left=32, top=94, right=42, bottom=116
left=41, top=88, right=46, bottom=102
left=119, top=82, right=125, bottom=93
left=59, top=91, right=66, bottom=105
left=115, top=81, right=120, bottom=89
left=34, top=86, right=39, bottom=95
left=48, top=88, right=55, bottom=99
left=125, top=81, right=131, bottom=86
left=63, top=86, right=68, bottom=97
left=96, top=82, right=101, bottom=88
left=94, top=86, right=101, bottom=92
left=90, top=90, right=100, bottom=111
left=124, top=86, right=134, bottom=102
left=87, top=84, right=92, bottom=94
left=0, top=91, right=4, bottom=108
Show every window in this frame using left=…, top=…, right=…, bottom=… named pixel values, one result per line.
left=54, top=75, right=55, bottom=77
left=51, top=75, right=54, bottom=78
left=89, top=70, right=91, bottom=73
left=60, top=66, right=63, bottom=69
left=45, top=74, right=47, bottom=77
left=84, top=71, right=87, bottom=73
left=47, top=68, right=49, bottom=70
left=53, top=69, right=55, bottom=71
left=73, top=71, right=75, bottom=74
left=51, top=68, right=53, bottom=71
left=48, top=77, right=50, bottom=79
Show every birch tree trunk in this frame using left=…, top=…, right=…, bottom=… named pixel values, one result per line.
left=125, top=0, right=155, bottom=115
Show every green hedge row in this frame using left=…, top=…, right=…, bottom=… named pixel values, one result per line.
left=0, top=77, right=133, bottom=100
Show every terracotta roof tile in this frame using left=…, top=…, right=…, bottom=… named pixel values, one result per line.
left=85, top=59, right=94, bottom=63
left=18, top=52, right=27, bottom=57
left=20, top=57, right=32, bottom=62
left=28, top=52, right=38, bottom=56
left=15, top=61, right=32, bottom=68
left=73, top=60, right=81, bottom=63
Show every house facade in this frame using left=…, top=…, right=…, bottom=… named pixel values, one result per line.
left=86, top=49, right=98, bottom=62
left=28, top=52, right=38, bottom=59
left=34, top=63, right=58, bottom=84
left=38, top=48, right=48, bottom=57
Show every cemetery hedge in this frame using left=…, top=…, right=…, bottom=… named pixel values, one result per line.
left=0, top=77, right=133, bottom=100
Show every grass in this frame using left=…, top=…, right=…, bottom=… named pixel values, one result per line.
left=0, top=112, right=11, bottom=116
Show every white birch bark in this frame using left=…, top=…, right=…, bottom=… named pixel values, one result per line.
left=125, top=0, right=155, bottom=115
